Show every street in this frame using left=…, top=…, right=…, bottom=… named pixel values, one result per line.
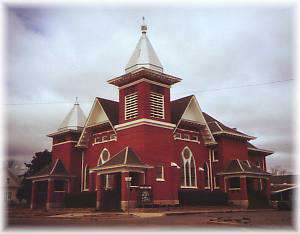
left=5, top=208, right=294, bottom=230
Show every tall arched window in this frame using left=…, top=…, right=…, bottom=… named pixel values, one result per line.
left=98, top=148, right=110, bottom=165
left=181, top=147, right=197, bottom=188
left=204, top=162, right=210, bottom=189
left=98, top=148, right=111, bottom=189
left=84, top=165, right=89, bottom=190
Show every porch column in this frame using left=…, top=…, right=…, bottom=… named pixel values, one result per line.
left=30, top=181, right=37, bottom=209
left=67, top=178, right=73, bottom=193
left=121, top=171, right=129, bottom=211
left=240, top=176, right=248, bottom=208
left=46, top=179, right=54, bottom=210
left=253, top=178, right=259, bottom=192
left=222, top=177, right=227, bottom=193
left=89, top=172, right=94, bottom=192
left=264, top=178, right=271, bottom=200
left=96, top=174, right=104, bottom=210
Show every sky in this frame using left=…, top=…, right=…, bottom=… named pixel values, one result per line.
left=5, top=3, right=295, bottom=173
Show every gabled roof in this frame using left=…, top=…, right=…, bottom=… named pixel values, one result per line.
left=27, top=159, right=72, bottom=180
left=218, top=159, right=270, bottom=176
left=90, top=147, right=152, bottom=173
left=77, top=98, right=118, bottom=147
left=102, top=147, right=143, bottom=167
left=202, top=112, right=255, bottom=140
left=125, top=20, right=163, bottom=73
left=170, top=96, right=254, bottom=140
left=171, top=95, right=194, bottom=125
left=247, top=142, right=273, bottom=155
left=96, top=98, right=119, bottom=126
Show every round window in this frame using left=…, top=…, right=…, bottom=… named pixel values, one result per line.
left=183, top=148, right=190, bottom=159
left=101, top=150, right=109, bottom=162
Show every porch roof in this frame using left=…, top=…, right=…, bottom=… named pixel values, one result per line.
left=90, top=147, right=152, bottom=174
left=218, top=159, right=270, bottom=177
left=27, top=159, right=75, bottom=180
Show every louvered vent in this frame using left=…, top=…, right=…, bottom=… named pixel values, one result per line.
left=150, top=92, right=164, bottom=119
left=125, top=93, right=138, bottom=120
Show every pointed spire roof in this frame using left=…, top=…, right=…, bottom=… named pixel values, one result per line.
left=125, top=17, right=163, bottom=73
left=57, top=98, right=86, bottom=131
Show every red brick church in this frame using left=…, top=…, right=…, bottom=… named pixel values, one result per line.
left=28, top=20, right=273, bottom=211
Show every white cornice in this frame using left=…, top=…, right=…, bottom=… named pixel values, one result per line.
left=53, top=141, right=78, bottom=147
left=115, top=118, right=176, bottom=131
left=118, top=78, right=171, bottom=90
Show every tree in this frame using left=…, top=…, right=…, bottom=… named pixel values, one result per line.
left=17, top=150, right=52, bottom=204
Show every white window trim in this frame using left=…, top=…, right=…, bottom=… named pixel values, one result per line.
left=214, top=176, right=220, bottom=189
left=180, top=186, right=198, bottom=189
left=228, top=177, right=241, bottom=190
left=98, top=148, right=110, bottom=166
left=105, top=175, right=112, bottom=189
left=212, top=149, right=219, bottom=162
left=156, top=165, right=165, bottom=181
left=174, top=133, right=200, bottom=144
left=150, top=92, right=165, bottom=119
left=125, top=92, right=138, bottom=120
left=228, top=188, right=240, bottom=191
left=102, top=135, right=109, bottom=141
left=92, top=138, right=117, bottom=146
left=204, top=162, right=210, bottom=189
left=182, top=134, right=190, bottom=140
left=83, top=165, right=89, bottom=191
left=180, top=147, right=197, bottom=188
left=110, top=134, right=117, bottom=140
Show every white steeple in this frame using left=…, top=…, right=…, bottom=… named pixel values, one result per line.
left=125, top=17, right=163, bottom=73
left=58, top=98, right=86, bottom=131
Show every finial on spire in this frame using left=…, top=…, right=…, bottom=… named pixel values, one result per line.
left=75, top=97, right=79, bottom=105
left=141, top=16, right=147, bottom=34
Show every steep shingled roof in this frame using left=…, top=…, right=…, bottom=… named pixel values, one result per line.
left=202, top=112, right=254, bottom=139
left=100, top=147, right=147, bottom=168
left=27, top=159, right=70, bottom=179
left=247, top=142, right=273, bottom=155
left=170, top=95, right=194, bottom=125
left=96, top=97, right=119, bottom=126
left=219, top=159, right=270, bottom=176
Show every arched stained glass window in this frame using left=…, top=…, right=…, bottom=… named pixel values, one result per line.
left=180, top=147, right=197, bottom=188
left=98, top=148, right=110, bottom=165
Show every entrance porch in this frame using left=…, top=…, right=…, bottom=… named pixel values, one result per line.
left=27, top=159, right=76, bottom=210
left=219, top=159, right=271, bottom=208
left=90, top=147, right=152, bottom=211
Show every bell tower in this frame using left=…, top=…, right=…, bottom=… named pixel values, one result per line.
left=107, top=18, right=181, bottom=125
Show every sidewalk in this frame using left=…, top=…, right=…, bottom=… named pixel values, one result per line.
left=130, top=205, right=275, bottom=217
left=7, top=206, right=276, bottom=220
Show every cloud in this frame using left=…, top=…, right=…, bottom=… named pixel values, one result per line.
left=5, top=5, right=294, bottom=172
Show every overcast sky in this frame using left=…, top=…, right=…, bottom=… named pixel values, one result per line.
left=5, top=3, right=294, bottom=172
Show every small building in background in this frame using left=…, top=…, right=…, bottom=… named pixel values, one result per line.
left=6, top=168, right=21, bottom=204
left=270, top=175, right=297, bottom=210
